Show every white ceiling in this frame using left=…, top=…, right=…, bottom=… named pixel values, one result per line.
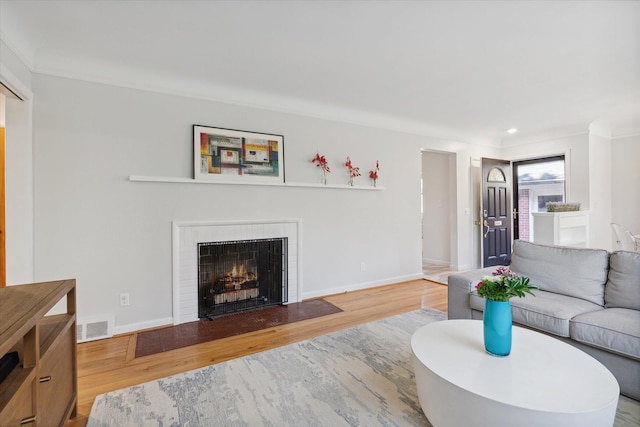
left=1, top=0, right=639, bottom=145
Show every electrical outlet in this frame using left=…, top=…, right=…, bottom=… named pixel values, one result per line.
left=360, top=262, right=366, bottom=272
left=120, top=293, right=130, bottom=306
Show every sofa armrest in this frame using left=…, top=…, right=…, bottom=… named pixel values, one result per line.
left=448, top=267, right=496, bottom=319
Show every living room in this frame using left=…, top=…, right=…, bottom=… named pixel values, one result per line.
left=0, top=1, right=639, bottom=424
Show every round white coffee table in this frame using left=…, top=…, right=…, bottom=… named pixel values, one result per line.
left=411, top=320, right=619, bottom=427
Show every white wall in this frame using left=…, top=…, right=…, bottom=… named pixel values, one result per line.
left=0, top=39, right=35, bottom=285
left=501, top=130, right=640, bottom=251
left=12, top=68, right=635, bottom=334
left=588, top=132, right=612, bottom=250
left=5, top=96, right=34, bottom=284
left=17, top=70, right=636, bottom=334
left=611, top=134, right=640, bottom=237
left=31, top=73, right=487, bottom=332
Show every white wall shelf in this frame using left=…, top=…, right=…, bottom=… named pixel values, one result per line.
left=129, top=175, right=384, bottom=190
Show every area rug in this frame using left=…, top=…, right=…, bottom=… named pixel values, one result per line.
left=135, top=299, right=342, bottom=358
left=88, top=309, right=640, bottom=427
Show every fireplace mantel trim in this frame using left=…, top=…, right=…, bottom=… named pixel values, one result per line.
left=173, top=218, right=302, bottom=228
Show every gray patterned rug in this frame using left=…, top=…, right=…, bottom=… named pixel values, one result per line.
left=88, top=309, right=640, bottom=427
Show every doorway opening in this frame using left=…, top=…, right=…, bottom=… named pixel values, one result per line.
left=513, top=156, right=566, bottom=241
left=421, top=150, right=456, bottom=284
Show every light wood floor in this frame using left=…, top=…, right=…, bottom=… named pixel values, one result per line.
left=68, top=279, right=447, bottom=426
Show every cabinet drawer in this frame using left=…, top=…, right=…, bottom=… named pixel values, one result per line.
left=38, top=327, right=74, bottom=426
left=0, top=378, right=35, bottom=426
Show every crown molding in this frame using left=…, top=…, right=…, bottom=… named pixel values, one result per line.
left=0, top=64, right=33, bottom=101
left=612, top=129, right=640, bottom=140
left=0, top=31, right=34, bottom=72
left=0, top=29, right=592, bottom=151
left=32, top=60, right=502, bottom=148
left=0, top=22, right=487, bottom=145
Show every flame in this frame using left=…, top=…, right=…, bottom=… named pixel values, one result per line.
left=230, top=264, right=247, bottom=278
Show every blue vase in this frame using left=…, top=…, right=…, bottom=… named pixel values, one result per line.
left=483, top=299, right=512, bottom=356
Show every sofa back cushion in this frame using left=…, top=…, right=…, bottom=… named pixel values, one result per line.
left=605, top=250, right=640, bottom=310
left=510, top=240, right=608, bottom=306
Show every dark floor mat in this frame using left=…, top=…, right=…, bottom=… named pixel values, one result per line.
left=135, top=299, right=342, bottom=358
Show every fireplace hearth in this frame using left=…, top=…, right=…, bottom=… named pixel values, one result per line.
left=198, top=238, right=288, bottom=318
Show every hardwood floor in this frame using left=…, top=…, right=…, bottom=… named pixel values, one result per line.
left=68, top=279, right=447, bottom=426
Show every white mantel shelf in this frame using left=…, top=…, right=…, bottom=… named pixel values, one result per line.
left=128, top=175, right=385, bottom=190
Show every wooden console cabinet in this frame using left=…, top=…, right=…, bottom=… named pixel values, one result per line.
left=0, top=279, right=77, bottom=426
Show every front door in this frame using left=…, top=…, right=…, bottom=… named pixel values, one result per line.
left=481, top=158, right=512, bottom=267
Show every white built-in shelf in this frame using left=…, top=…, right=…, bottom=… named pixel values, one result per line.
left=532, top=211, right=589, bottom=248
left=128, top=175, right=385, bottom=190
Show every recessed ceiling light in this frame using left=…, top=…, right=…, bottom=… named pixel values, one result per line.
left=506, top=128, right=518, bottom=134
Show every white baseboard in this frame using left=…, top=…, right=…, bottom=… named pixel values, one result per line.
left=113, top=317, right=173, bottom=336
left=422, top=258, right=449, bottom=266
left=112, top=274, right=426, bottom=335
left=300, top=273, right=424, bottom=300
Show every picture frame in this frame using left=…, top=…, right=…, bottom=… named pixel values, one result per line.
left=193, top=125, right=284, bottom=184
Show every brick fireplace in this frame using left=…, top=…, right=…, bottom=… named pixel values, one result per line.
left=172, top=219, right=300, bottom=325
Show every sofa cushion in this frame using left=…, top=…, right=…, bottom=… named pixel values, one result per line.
left=605, top=251, right=640, bottom=310
left=570, top=308, right=640, bottom=361
left=469, top=289, right=602, bottom=337
left=509, top=240, right=608, bottom=306
left=448, top=267, right=498, bottom=319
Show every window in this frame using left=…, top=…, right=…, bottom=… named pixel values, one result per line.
left=513, top=156, right=565, bottom=241
left=488, top=167, right=506, bottom=182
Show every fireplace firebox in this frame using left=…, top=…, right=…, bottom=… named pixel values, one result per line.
left=198, top=238, right=287, bottom=318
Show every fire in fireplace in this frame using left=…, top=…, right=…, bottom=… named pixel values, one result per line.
left=198, top=238, right=287, bottom=318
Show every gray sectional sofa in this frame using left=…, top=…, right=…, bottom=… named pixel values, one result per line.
left=448, top=240, right=640, bottom=400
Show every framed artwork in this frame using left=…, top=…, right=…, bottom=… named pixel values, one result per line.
left=193, top=125, right=284, bottom=183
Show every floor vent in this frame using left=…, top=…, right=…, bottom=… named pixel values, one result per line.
left=77, top=316, right=114, bottom=343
